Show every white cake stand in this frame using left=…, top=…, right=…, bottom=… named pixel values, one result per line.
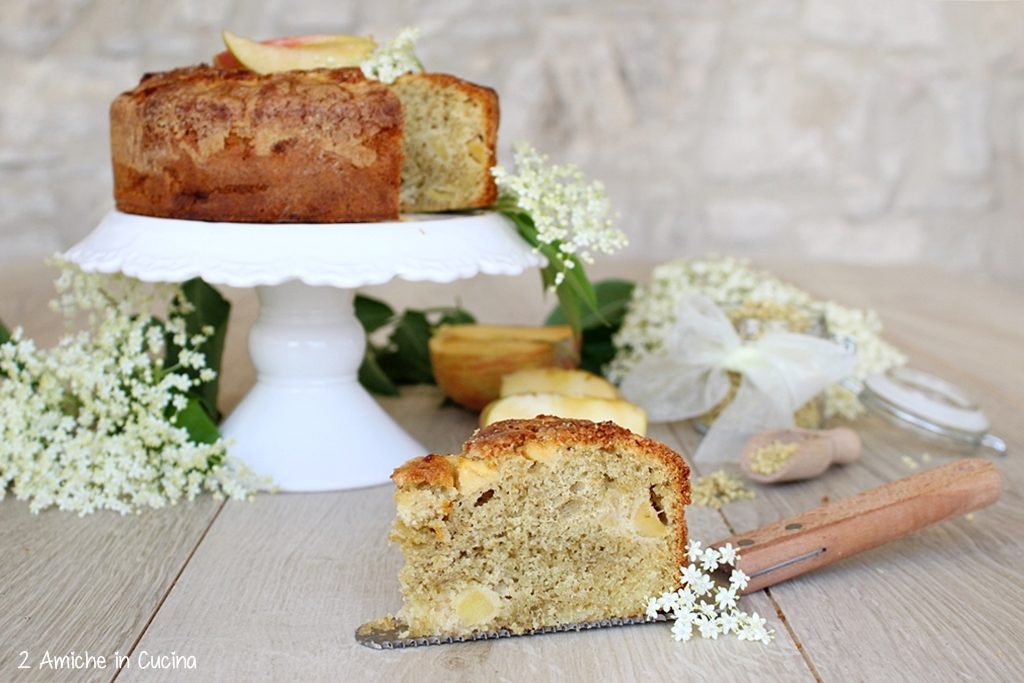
left=64, top=210, right=543, bottom=491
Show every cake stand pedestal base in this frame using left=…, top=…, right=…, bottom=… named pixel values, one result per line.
left=65, top=209, right=543, bottom=492
left=220, top=281, right=423, bottom=491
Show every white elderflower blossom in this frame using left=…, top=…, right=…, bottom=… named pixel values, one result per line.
left=690, top=573, right=716, bottom=597
left=675, top=608, right=699, bottom=626
left=700, top=546, right=722, bottom=572
left=657, top=591, right=681, bottom=613
left=717, top=543, right=738, bottom=565
left=645, top=539, right=774, bottom=646
left=645, top=596, right=660, bottom=621
left=677, top=587, right=697, bottom=609
left=697, top=616, right=721, bottom=640
left=717, top=611, right=741, bottom=635
left=738, top=612, right=772, bottom=644
left=680, top=563, right=704, bottom=587
left=686, top=539, right=704, bottom=563
left=671, top=618, right=694, bottom=642
left=715, top=587, right=738, bottom=610
left=360, top=27, right=423, bottom=84
left=730, top=568, right=750, bottom=592
left=491, top=142, right=627, bottom=289
left=606, top=256, right=906, bottom=418
left=0, top=262, right=257, bottom=515
left=697, top=600, right=717, bottom=618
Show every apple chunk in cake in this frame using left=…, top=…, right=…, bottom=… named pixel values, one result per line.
left=389, top=416, right=690, bottom=637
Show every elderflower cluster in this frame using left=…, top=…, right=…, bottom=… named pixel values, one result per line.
left=646, top=540, right=773, bottom=644
left=360, top=27, right=423, bottom=84
left=491, top=143, right=628, bottom=287
left=607, top=256, right=906, bottom=419
left=0, top=262, right=255, bottom=515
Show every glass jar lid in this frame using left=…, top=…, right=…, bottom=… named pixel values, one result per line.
left=856, top=367, right=1007, bottom=454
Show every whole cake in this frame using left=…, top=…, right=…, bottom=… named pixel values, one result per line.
left=389, top=416, right=690, bottom=637
left=110, top=66, right=498, bottom=223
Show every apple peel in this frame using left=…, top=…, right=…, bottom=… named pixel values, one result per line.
left=429, top=325, right=577, bottom=411
left=217, top=31, right=377, bottom=73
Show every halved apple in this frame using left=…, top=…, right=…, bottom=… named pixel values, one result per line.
left=500, top=367, right=620, bottom=400
left=429, top=325, right=577, bottom=411
left=480, top=393, right=648, bottom=436
left=218, top=31, right=377, bottom=74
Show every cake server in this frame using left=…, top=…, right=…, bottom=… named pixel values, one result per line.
left=356, top=458, right=1000, bottom=649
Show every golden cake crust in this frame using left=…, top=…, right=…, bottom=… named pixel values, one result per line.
left=391, top=453, right=456, bottom=489
left=393, top=416, right=689, bottom=491
left=110, top=65, right=404, bottom=223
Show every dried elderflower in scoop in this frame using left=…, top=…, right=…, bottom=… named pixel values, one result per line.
left=749, top=441, right=799, bottom=475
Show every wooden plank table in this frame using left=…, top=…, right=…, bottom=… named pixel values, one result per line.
left=1, top=259, right=1021, bottom=682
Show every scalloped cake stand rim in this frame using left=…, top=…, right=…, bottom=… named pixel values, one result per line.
left=64, top=209, right=545, bottom=288
left=61, top=209, right=544, bottom=491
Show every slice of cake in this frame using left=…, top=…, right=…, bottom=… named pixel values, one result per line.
left=391, top=73, right=498, bottom=213
left=389, top=416, right=690, bottom=637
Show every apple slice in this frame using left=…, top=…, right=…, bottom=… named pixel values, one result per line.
left=220, top=31, right=377, bottom=74
left=429, top=325, right=577, bottom=411
left=480, top=393, right=648, bottom=436
left=213, top=34, right=376, bottom=69
left=500, top=367, right=620, bottom=400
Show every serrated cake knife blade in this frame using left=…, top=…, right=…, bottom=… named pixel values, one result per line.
left=357, top=458, right=999, bottom=649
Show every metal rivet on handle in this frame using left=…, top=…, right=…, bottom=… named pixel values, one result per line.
left=737, top=539, right=755, bottom=546
left=786, top=523, right=802, bottom=530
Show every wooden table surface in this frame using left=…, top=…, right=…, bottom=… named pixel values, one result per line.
left=1, top=259, right=1022, bottom=682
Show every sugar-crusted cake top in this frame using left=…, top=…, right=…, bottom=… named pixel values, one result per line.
left=391, top=416, right=691, bottom=501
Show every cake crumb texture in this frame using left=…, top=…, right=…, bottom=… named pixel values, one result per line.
left=390, top=416, right=690, bottom=637
left=392, top=72, right=498, bottom=213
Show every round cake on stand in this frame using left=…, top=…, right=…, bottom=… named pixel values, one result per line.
left=65, top=210, right=543, bottom=491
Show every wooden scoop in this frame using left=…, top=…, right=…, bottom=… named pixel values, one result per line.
left=741, top=427, right=862, bottom=484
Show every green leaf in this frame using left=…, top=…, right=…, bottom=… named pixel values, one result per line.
left=358, top=347, right=400, bottom=396
left=436, top=307, right=475, bottom=327
left=377, top=310, right=435, bottom=385
left=546, top=279, right=635, bottom=330
left=546, top=279, right=636, bottom=376
left=353, top=300, right=474, bottom=393
left=554, top=283, right=584, bottom=339
left=563, top=258, right=598, bottom=312
left=354, top=294, right=395, bottom=334
left=165, top=279, right=230, bottom=422
left=0, top=318, right=9, bottom=345
left=576, top=326, right=618, bottom=375
left=174, top=395, right=221, bottom=445
left=496, top=205, right=608, bottom=339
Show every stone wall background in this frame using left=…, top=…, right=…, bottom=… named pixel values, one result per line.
left=2, top=0, right=1022, bottom=285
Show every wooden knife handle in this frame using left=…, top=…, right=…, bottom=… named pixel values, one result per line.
left=715, top=458, right=1002, bottom=594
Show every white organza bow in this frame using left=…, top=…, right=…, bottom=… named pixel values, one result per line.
left=619, top=294, right=856, bottom=463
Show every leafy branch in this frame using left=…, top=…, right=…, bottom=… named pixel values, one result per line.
left=355, top=294, right=475, bottom=395
left=166, top=279, right=230, bottom=422
left=546, top=279, right=634, bottom=375
left=0, top=279, right=230, bottom=446
left=495, top=195, right=598, bottom=340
